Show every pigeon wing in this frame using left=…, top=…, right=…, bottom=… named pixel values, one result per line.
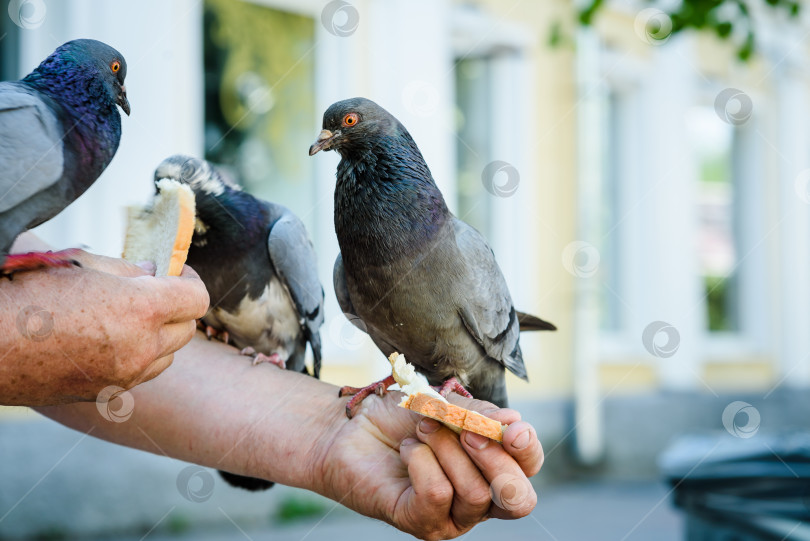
left=0, top=84, right=64, bottom=214
left=266, top=207, right=325, bottom=376
left=454, top=218, right=527, bottom=380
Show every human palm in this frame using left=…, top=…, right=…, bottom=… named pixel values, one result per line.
left=319, top=391, right=537, bottom=540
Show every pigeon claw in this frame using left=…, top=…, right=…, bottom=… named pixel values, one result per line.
left=202, top=323, right=229, bottom=345
left=339, top=375, right=396, bottom=419
left=240, top=347, right=286, bottom=369
left=435, top=377, right=473, bottom=399
left=1, top=249, right=82, bottom=279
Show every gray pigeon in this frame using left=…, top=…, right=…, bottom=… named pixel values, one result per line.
left=0, top=39, right=129, bottom=274
left=309, top=98, right=555, bottom=417
left=154, top=155, right=324, bottom=490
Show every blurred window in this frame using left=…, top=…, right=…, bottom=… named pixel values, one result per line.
left=203, top=0, right=317, bottom=232
left=455, top=57, right=493, bottom=236
left=1, top=12, right=20, bottom=79
left=687, top=106, right=739, bottom=332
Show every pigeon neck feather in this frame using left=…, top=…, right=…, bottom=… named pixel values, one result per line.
left=24, top=58, right=121, bottom=180
left=190, top=184, right=268, bottom=253
left=334, top=130, right=449, bottom=266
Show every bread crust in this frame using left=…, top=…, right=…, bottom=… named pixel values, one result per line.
left=400, top=393, right=505, bottom=442
left=167, top=187, right=195, bottom=276
left=123, top=179, right=195, bottom=277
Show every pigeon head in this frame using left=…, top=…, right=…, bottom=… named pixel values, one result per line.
left=309, top=97, right=404, bottom=158
left=154, top=155, right=241, bottom=198
left=26, top=38, right=130, bottom=116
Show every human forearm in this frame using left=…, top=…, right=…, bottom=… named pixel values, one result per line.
left=37, top=333, right=341, bottom=489
left=39, top=333, right=544, bottom=539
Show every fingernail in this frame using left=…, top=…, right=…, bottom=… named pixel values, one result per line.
left=419, top=418, right=440, bottom=434
left=135, top=261, right=156, bottom=274
left=401, top=438, right=419, bottom=447
left=465, top=431, right=489, bottom=450
left=512, top=429, right=531, bottom=450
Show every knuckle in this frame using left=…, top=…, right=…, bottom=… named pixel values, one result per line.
left=129, top=288, right=160, bottom=324
left=110, top=357, right=142, bottom=388
left=424, top=482, right=453, bottom=506
left=465, top=486, right=492, bottom=508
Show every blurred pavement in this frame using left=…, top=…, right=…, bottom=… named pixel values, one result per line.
left=104, top=481, right=682, bottom=541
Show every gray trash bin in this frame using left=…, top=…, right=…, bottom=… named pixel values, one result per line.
left=659, top=434, right=810, bottom=540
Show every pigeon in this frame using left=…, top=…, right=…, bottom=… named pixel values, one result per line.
left=154, top=155, right=324, bottom=491
left=0, top=39, right=130, bottom=275
left=309, top=97, right=555, bottom=417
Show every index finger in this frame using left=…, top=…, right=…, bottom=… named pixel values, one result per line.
left=137, top=265, right=210, bottom=322
left=447, top=398, right=540, bottom=478
left=460, top=430, right=537, bottom=520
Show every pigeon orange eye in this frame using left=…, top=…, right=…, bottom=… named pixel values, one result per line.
left=111, top=61, right=120, bottom=73
left=343, top=113, right=359, bottom=127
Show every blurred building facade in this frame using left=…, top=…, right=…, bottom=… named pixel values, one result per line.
left=2, top=0, right=810, bottom=538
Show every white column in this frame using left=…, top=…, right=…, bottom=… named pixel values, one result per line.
left=572, top=29, right=604, bottom=464
left=641, top=37, right=703, bottom=389
left=29, top=0, right=204, bottom=256
left=366, top=0, right=456, bottom=208
left=775, top=64, right=810, bottom=384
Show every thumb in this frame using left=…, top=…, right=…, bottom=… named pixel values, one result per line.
left=71, top=252, right=154, bottom=278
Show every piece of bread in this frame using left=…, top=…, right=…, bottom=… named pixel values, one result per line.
left=401, top=392, right=506, bottom=442
left=122, top=178, right=195, bottom=276
left=388, top=352, right=507, bottom=442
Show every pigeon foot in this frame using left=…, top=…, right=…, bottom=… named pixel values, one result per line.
left=435, top=377, right=473, bottom=399
left=240, top=347, right=286, bottom=369
left=1, top=249, right=82, bottom=279
left=199, top=321, right=229, bottom=345
left=339, top=375, right=396, bottom=419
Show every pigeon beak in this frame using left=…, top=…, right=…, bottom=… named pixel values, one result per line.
left=309, top=129, right=336, bottom=156
left=117, top=85, right=131, bottom=116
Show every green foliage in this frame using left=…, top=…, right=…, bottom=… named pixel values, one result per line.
left=273, top=494, right=328, bottom=523
left=705, top=275, right=733, bottom=331
left=166, top=513, right=192, bottom=535
left=578, top=0, right=801, bottom=60
left=203, top=0, right=315, bottom=190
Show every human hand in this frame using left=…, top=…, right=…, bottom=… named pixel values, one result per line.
left=0, top=249, right=209, bottom=406
left=312, top=392, right=543, bottom=540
